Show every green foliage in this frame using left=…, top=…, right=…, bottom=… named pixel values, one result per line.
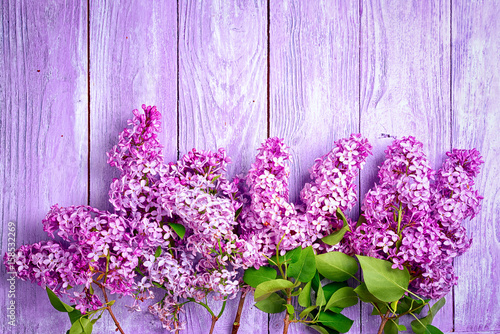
left=47, top=287, right=75, bottom=313
left=321, top=209, right=351, bottom=246
left=318, top=311, right=354, bottom=333
left=411, top=298, right=446, bottom=334
left=254, top=293, right=286, bottom=313
left=324, top=287, right=358, bottom=311
left=154, top=245, right=162, bottom=258
left=47, top=288, right=95, bottom=334
left=316, top=252, right=358, bottom=282
left=299, top=305, right=317, bottom=319
left=356, top=255, right=409, bottom=302
left=254, top=279, right=294, bottom=302
left=298, top=281, right=312, bottom=307
left=244, top=266, right=277, bottom=288
left=288, top=246, right=316, bottom=282
left=168, top=222, right=186, bottom=239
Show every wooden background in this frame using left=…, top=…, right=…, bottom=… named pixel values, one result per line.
left=1, top=0, right=499, bottom=333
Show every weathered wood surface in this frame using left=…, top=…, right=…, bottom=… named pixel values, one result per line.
left=178, top=1, right=268, bottom=332
left=269, top=1, right=360, bottom=333
left=359, top=1, right=453, bottom=332
left=452, top=0, right=500, bottom=332
left=89, top=1, right=178, bottom=333
left=1, top=0, right=499, bottom=333
left=0, top=1, right=88, bottom=333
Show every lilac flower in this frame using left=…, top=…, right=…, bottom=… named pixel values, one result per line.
left=344, top=137, right=483, bottom=299
left=239, top=134, right=371, bottom=261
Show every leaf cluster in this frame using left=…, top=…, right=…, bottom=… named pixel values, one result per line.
left=243, top=224, right=447, bottom=334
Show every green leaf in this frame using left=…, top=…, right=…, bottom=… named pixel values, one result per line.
left=234, top=206, right=243, bottom=221
left=69, top=316, right=93, bottom=334
left=285, top=304, right=294, bottom=316
left=288, top=246, right=316, bottom=282
left=316, top=283, right=326, bottom=306
left=309, top=325, right=330, bottom=334
left=397, top=296, right=425, bottom=315
left=425, top=325, right=444, bottom=334
left=244, top=266, right=277, bottom=288
left=298, top=281, right=312, bottom=307
left=325, top=287, right=358, bottom=311
left=68, top=309, right=83, bottom=325
left=299, top=305, right=317, bottom=319
left=323, top=282, right=348, bottom=301
left=311, top=271, right=321, bottom=293
left=356, top=255, right=409, bottom=302
left=269, top=246, right=302, bottom=266
left=46, top=287, right=74, bottom=313
left=316, top=252, right=358, bottom=282
left=384, top=318, right=399, bottom=334
left=318, top=311, right=354, bottom=333
left=390, top=300, right=398, bottom=314
left=411, top=298, right=446, bottom=334
left=321, top=227, right=348, bottom=246
left=336, top=208, right=351, bottom=232
left=168, top=222, right=186, bottom=239
left=254, top=293, right=286, bottom=314
left=254, top=279, right=295, bottom=302
left=154, top=246, right=162, bottom=258
left=354, top=283, right=384, bottom=304
left=356, top=213, right=367, bottom=228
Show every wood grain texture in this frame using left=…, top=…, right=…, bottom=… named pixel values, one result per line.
left=359, top=0, right=452, bottom=332
left=89, top=1, right=177, bottom=332
left=178, top=0, right=268, bottom=333
left=0, top=1, right=88, bottom=333
left=269, top=1, right=361, bottom=333
left=90, top=0, right=178, bottom=210
left=452, top=0, right=500, bottom=332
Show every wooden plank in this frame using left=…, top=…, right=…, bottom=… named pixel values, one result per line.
left=89, top=0, right=177, bottom=332
left=359, top=0, right=452, bottom=332
left=178, top=0, right=268, bottom=332
left=269, top=1, right=360, bottom=333
left=89, top=0, right=178, bottom=208
left=452, top=0, right=500, bottom=332
left=0, top=1, right=88, bottom=333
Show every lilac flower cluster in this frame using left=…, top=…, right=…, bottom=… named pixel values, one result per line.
left=5, top=105, right=256, bottom=332
left=344, top=137, right=483, bottom=299
left=239, top=134, right=371, bottom=262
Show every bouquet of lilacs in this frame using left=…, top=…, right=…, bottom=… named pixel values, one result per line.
left=239, top=135, right=373, bottom=333
left=242, top=135, right=482, bottom=334
left=4, top=105, right=259, bottom=333
left=339, top=137, right=483, bottom=333
left=4, top=105, right=483, bottom=334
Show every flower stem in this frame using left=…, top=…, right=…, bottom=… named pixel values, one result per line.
left=283, top=292, right=292, bottom=334
left=209, top=315, right=218, bottom=334
left=231, top=292, right=247, bottom=334
left=377, top=310, right=391, bottom=334
left=98, top=283, right=125, bottom=334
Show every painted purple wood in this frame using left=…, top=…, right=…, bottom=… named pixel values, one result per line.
left=1, top=0, right=499, bottom=333
left=178, top=0, right=268, bottom=333
left=359, top=0, right=452, bottom=332
left=0, top=1, right=88, bottom=333
left=89, top=0, right=177, bottom=333
left=269, top=1, right=361, bottom=333
left=452, top=0, right=500, bottom=332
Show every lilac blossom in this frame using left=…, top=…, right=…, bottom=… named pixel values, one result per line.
left=344, top=137, right=483, bottom=299
left=239, top=134, right=371, bottom=262
left=5, top=105, right=258, bottom=332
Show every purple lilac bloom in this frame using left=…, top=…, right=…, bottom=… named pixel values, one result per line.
left=4, top=106, right=259, bottom=332
left=344, top=137, right=483, bottom=299
left=240, top=134, right=371, bottom=262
